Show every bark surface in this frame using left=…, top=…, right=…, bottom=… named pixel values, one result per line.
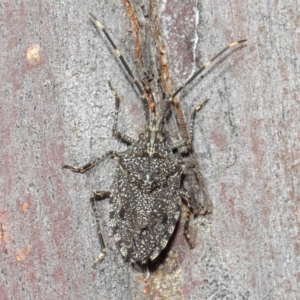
left=1, top=0, right=299, bottom=299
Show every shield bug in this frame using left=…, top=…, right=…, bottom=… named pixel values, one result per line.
left=63, top=12, right=246, bottom=265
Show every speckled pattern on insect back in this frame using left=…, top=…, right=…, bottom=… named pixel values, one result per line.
left=109, top=136, right=182, bottom=263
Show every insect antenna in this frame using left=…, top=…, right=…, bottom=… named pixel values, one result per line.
left=89, top=13, right=150, bottom=121
left=172, top=39, right=247, bottom=98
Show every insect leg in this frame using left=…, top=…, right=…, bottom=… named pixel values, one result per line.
left=180, top=189, right=194, bottom=249
left=90, top=191, right=111, bottom=266
left=171, top=98, right=209, bottom=150
left=108, top=81, right=135, bottom=145
left=189, top=98, right=209, bottom=144
left=172, top=39, right=247, bottom=98
left=171, top=139, right=188, bottom=150
left=89, top=13, right=149, bottom=122
left=63, top=150, right=117, bottom=173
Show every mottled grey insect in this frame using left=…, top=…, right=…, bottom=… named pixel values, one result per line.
left=63, top=13, right=246, bottom=265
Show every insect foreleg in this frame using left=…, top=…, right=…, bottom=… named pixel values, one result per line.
left=189, top=98, right=209, bottom=144
left=63, top=150, right=117, bottom=173
left=108, top=81, right=136, bottom=145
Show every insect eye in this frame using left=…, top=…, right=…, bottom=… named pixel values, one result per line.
left=139, top=133, right=145, bottom=140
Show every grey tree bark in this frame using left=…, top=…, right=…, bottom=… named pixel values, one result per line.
left=1, top=0, right=299, bottom=299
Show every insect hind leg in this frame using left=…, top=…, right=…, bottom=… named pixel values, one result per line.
left=90, top=190, right=111, bottom=266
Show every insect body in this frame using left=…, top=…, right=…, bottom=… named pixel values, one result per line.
left=63, top=12, right=246, bottom=264
left=109, top=115, right=184, bottom=263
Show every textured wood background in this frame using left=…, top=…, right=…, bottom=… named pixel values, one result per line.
left=1, top=0, right=299, bottom=299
